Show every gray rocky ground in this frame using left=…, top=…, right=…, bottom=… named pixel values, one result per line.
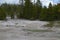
left=0, top=19, right=60, bottom=40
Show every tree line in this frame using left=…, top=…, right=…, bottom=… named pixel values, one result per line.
left=0, top=0, right=60, bottom=21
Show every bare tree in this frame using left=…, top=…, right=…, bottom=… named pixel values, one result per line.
left=19, top=0, right=24, bottom=17
left=34, top=0, right=35, bottom=3
left=58, top=0, right=60, bottom=3
left=19, top=0, right=24, bottom=5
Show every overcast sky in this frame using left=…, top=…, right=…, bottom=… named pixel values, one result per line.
left=0, top=0, right=59, bottom=6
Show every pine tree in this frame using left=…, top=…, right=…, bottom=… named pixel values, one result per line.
left=0, top=6, right=6, bottom=20
left=47, top=2, right=54, bottom=21
left=36, top=0, right=42, bottom=19
left=39, top=6, right=48, bottom=21
left=24, top=0, right=33, bottom=19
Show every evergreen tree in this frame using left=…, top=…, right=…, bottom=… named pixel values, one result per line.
left=47, top=2, right=54, bottom=21
left=39, top=6, right=48, bottom=21
left=0, top=6, right=6, bottom=20
left=24, top=0, right=33, bottom=19
left=36, top=0, right=42, bottom=19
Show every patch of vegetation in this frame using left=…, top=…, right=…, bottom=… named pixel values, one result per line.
left=44, top=21, right=54, bottom=28
left=57, top=21, right=60, bottom=24
left=23, top=29, right=53, bottom=32
left=0, top=0, right=60, bottom=21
